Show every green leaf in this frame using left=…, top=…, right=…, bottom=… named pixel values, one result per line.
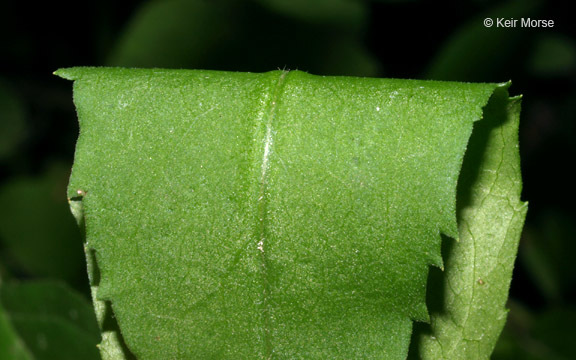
left=254, top=0, right=366, bottom=26
left=106, top=0, right=379, bottom=77
left=55, top=67, right=525, bottom=359
left=493, top=303, right=576, bottom=360
left=0, top=163, right=85, bottom=284
left=527, top=34, right=576, bottom=78
left=0, top=281, right=100, bottom=360
left=411, top=83, right=527, bottom=359
left=520, top=211, right=576, bottom=302
left=0, top=303, right=32, bottom=360
left=107, top=0, right=234, bottom=69
left=425, top=0, right=540, bottom=82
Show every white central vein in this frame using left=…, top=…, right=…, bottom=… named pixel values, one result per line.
left=261, top=125, right=273, bottom=182
left=258, top=123, right=273, bottom=248
left=257, top=70, right=289, bottom=357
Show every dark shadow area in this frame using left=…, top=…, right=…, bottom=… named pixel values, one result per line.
left=87, top=248, right=100, bottom=288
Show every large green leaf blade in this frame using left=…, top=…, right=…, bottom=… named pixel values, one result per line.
left=55, top=67, right=522, bottom=359
left=261, top=73, right=498, bottom=358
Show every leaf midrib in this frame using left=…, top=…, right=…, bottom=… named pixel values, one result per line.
left=256, top=70, right=290, bottom=358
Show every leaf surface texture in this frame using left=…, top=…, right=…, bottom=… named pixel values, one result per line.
left=56, top=67, right=525, bottom=359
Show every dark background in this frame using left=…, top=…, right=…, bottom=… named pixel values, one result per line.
left=1, top=0, right=575, bottom=358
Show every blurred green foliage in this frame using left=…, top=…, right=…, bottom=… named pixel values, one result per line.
left=106, top=0, right=380, bottom=76
left=0, top=281, right=100, bottom=360
left=0, top=81, right=26, bottom=161
left=1, top=0, right=575, bottom=358
left=0, top=163, right=84, bottom=284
